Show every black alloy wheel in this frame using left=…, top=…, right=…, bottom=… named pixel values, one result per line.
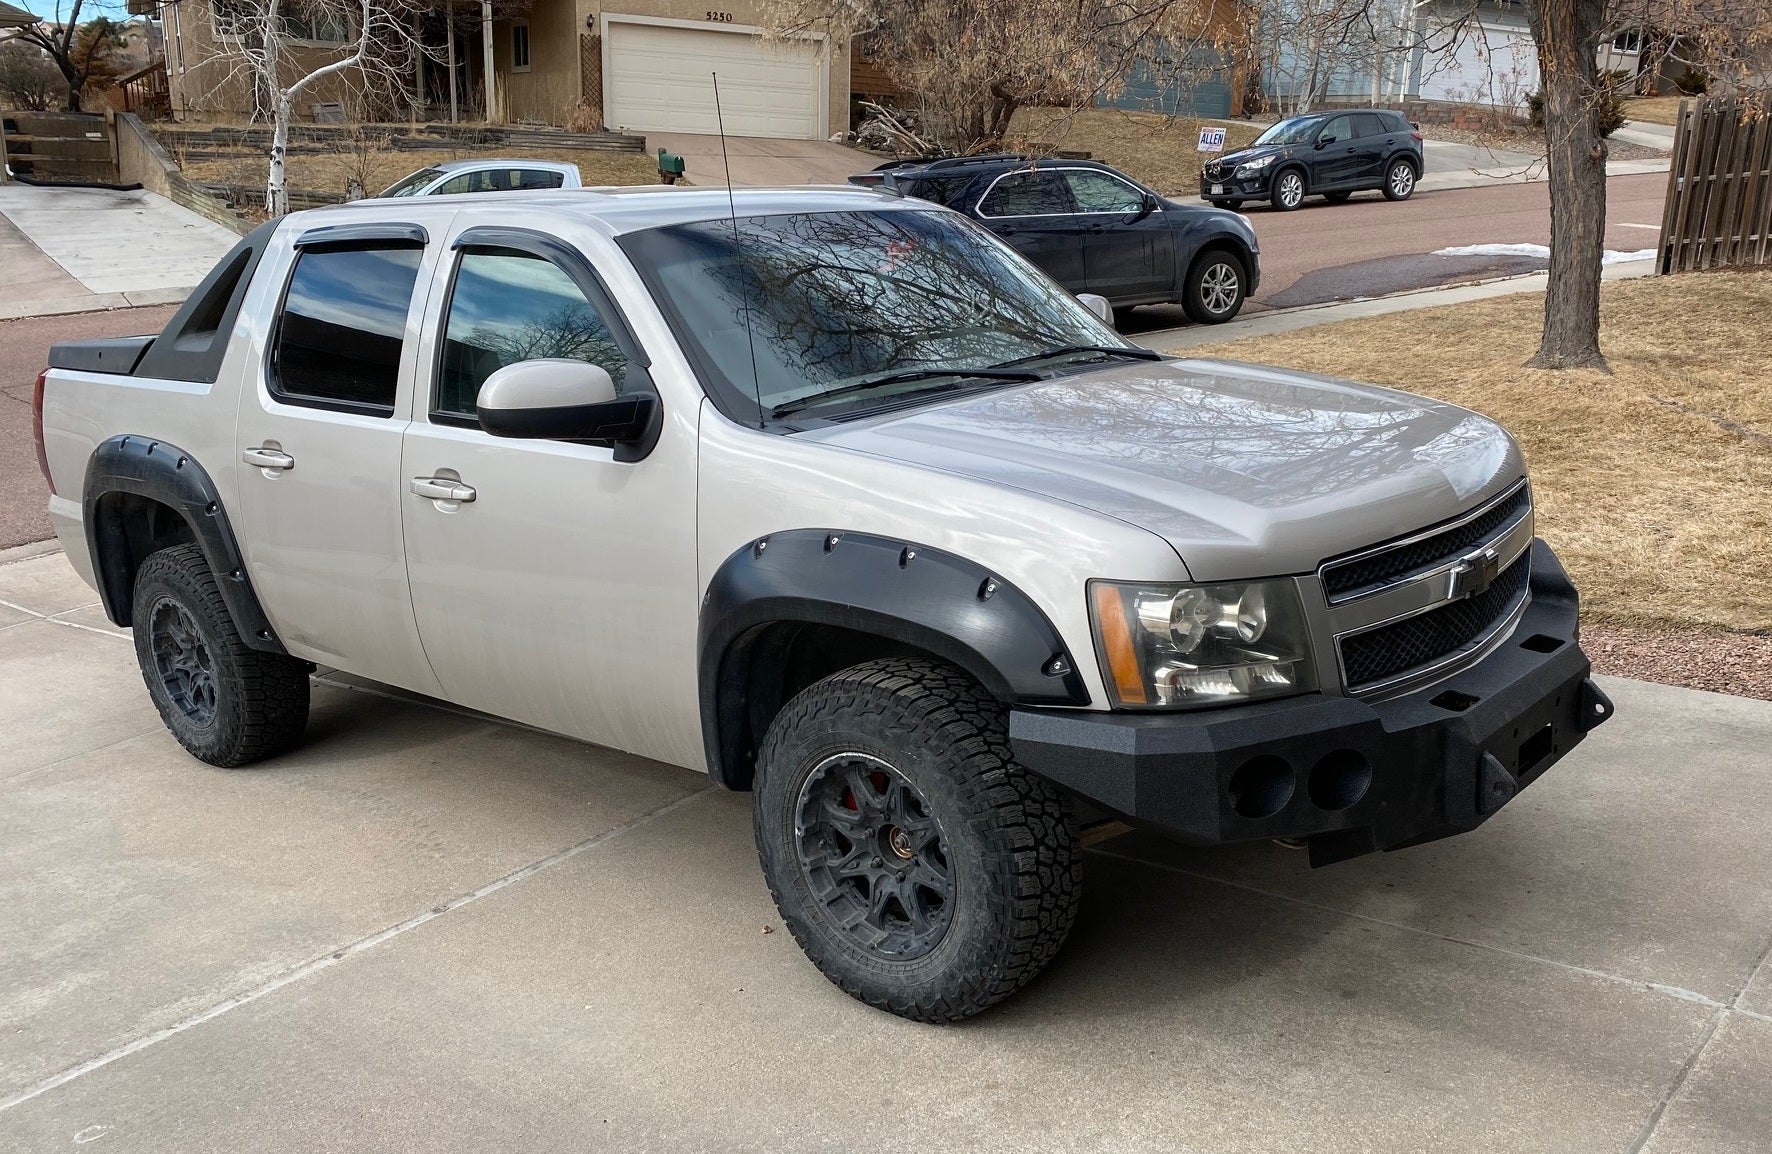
left=793, top=752, right=955, bottom=960
left=149, top=596, right=219, bottom=726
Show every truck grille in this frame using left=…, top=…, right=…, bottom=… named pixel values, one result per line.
left=1320, top=483, right=1531, bottom=602
left=1338, top=553, right=1530, bottom=690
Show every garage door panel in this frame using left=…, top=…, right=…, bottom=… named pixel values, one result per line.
left=1418, top=27, right=1539, bottom=108
left=605, top=22, right=822, bottom=139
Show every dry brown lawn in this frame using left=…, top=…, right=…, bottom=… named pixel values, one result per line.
left=177, top=146, right=665, bottom=198
left=1623, top=96, right=1690, bottom=126
left=1006, top=106, right=1264, bottom=197
left=1185, top=270, right=1772, bottom=634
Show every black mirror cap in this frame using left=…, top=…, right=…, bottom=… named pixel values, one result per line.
left=478, top=393, right=660, bottom=454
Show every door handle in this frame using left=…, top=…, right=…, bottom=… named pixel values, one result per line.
left=410, top=476, right=477, bottom=503
left=242, top=446, right=294, bottom=471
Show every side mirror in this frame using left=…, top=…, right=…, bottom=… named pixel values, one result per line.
left=1131, top=191, right=1159, bottom=221
left=1077, top=293, right=1113, bottom=325
left=476, top=358, right=655, bottom=446
left=1315, top=135, right=1334, bottom=149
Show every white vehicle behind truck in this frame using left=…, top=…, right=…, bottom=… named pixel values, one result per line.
left=33, top=187, right=1613, bottom=1021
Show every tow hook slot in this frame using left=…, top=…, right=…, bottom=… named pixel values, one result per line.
left=1577, top=679, right=1614, bottom=731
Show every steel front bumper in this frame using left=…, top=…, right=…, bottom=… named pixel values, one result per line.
left=1009, top=546, right=1613, bottom=867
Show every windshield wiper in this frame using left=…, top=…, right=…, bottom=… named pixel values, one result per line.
left=987, top=344, right=1164, bottom=369
left=769, top=368, right=1041, bottom=419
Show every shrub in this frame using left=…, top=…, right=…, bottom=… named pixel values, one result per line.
left=1526, top=87, right=1627, bottom=139
left=0, top=41, right=60, bottom=111
left=1674, top=67, right=1710, bottom=95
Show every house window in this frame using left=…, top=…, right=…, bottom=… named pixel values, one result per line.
left=511, top=20, right=531, bottom=72
left=210, top=0, right=349, bottom=45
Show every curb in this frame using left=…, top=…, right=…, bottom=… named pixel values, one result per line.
left=1134, top=258, right=1658, bottom=352
left=0, top=286, right=194, bottom=323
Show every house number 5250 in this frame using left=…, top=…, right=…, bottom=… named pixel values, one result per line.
left=706, top=10, right=733, bottom=20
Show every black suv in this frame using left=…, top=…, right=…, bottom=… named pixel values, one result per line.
left=850, top=154, right=1260, bottom=324
left=1201, top=109, right=1425, bottom=211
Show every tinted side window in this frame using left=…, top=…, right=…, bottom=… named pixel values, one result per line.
left=1354, top=113, right=1390, bottom=138
left=905, top=174, right=976, bottom=208
left=979, top=171, right=1073, bottom=216
left=436, top=248, right=630, bottom=419
left=273, top=244, right=422, bottom=414
left=514, top=169, right=565, bottom=190
left=1064, top=171, right=1146, bottom=213
left=1320, top=115, right=1354, bottom=144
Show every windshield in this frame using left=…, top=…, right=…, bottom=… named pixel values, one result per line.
left=1254, top=117, right=1325, bottom=146
left=377, top=167, right=444, bottom=197
left=618, top=209, right=1123, bottom=424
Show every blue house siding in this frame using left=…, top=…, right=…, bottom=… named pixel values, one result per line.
left=1099, top=47, right=1236, bottom=118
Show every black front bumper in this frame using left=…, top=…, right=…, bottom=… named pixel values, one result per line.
left=1010, top=543, right=1613, bottom=867
left=1200, top=170, right=1272, bottom=201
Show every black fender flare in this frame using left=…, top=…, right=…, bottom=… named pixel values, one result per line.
left=83, top=434, right=287, bottom=654
left=698, top=530, right=1089, bottom=788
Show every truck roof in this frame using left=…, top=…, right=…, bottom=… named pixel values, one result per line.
left=294, top=185, right=922, bottom=237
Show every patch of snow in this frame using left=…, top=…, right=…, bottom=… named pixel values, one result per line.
left=1432, top=243, right=1657, bottom=265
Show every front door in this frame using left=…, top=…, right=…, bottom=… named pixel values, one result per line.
left=231, top=229, right=443, bottom=695
left=1310, top=114, right=1364, bottom=189
left=1063, top=169, right=1174, bottom=300
left=398, top=227, right=703, bottom=768
left=975, top=169, right=1089, bottom=290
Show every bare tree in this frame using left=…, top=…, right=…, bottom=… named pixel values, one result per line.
left=12, top=0, right=127, bottom=110
left=768, top=0, right=1235, bottom=152
left=192, top=0, right=434, bottom=214
left=0, top=38, right=66, bottom=109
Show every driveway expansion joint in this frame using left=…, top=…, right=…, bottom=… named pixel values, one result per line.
left=0, top=785, right=717, bottom=1114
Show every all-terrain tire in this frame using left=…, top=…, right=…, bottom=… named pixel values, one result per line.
left=753, top=658, right=1081, bottom=1022
left=131, top=543, right=310, bottom=767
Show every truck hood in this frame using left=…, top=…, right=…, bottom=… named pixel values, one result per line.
left=808, top=358, right=1524, bottom=582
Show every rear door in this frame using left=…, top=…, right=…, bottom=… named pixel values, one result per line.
left=230, top=222, right=445, bottom=694
left=1063, top=169, right=1175, bottom=300
left=1352, top=113, right=1395, bottom=186
left=974, top=169, right=1088, bottom=290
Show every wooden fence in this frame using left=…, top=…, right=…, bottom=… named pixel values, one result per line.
left=0, top=111, right=118, bottom=184
left=1658, top=97, right=1772, bottom=274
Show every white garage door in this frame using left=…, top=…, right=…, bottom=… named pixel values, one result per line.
left=604, top=20, right=824, bottom=139
left=1416, top=26, right=1540, bottom=109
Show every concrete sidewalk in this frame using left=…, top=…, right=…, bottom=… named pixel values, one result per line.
left=2, top=546, right=1769, bottom=1151
left=0, top=185, right=238, bottom=321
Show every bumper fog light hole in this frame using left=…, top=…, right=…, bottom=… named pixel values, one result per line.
left=1307, top=749, right=1373, bottom=811
left=1228, top=755, right=1295, bottom=819
left=1430, top=689, right=1479, bottom=713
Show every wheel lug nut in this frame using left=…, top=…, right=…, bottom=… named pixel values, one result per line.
left=871, top=856, right=882, bottom=867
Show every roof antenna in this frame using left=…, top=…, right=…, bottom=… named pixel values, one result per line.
left=712, top=71, right=766, bottom=429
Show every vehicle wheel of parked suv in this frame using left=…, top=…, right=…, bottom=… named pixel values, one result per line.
left=1323, top=191, right=1352, bottom=203
left=1272, top=168, right=1306, bottom=211
left=131, top=543, right=310, bottom=767
left=1383, top=158, right=1417, bottom=201
left=1183, top=249, right=1247, bottom=324
left=752, top=658, right=1082, bottom=1022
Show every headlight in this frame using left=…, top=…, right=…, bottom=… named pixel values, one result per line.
left=1237, top=155, right=1276, bottom=175
left=1089, top=578, right=1317, bottom=709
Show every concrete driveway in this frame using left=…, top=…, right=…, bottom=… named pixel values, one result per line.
left=3, top=545, right=1769, bottom=1151
left=647, top=132, right=867, bottom=187
left=0, top=185, right=238, bottom=320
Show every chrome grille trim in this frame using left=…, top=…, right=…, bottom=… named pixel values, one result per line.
left=1334, top=552, right=1532, bottom=697
left=1319, top=479, right=1532, bottom=605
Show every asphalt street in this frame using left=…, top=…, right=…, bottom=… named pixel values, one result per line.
left=1120, top=172, right=1670, bottom=332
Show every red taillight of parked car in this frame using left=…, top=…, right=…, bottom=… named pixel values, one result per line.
left=1411, top=130, right=1423, bottom=142
left=32, top=368, right=54, bottom=496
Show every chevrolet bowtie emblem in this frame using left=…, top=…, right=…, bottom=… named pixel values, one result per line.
left=1448, top=544, right=1503, bottom=600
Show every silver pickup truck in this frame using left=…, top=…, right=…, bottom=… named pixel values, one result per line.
left=33, top=186, right=1612, bottom=1022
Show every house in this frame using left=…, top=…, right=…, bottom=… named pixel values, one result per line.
left=1259, top=0, right=1540, bottom=113
left=134, top=0, right=849, bottom=138
left=0, top=0, right=40, bottom=31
